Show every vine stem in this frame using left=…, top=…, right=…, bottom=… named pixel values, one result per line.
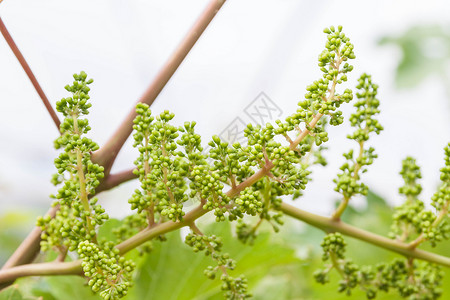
left=0, top=16, right=60, bottom=130
left=95, top=168, right=138, bottom=193
left=92, top=0, right=227, bottom=176
left=280, top=202, right=450, bottom=267
left=2, top=200, right=450, bottom=284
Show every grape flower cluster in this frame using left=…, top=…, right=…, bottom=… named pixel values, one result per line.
left=185, top=229, right=250, bottom=299
left=315, top=233, right=443, bottom=299
left=333, top=73, right=383, bottom=219
left=37, top=72, right=134, bottom=300
left=390, top=145, right=450, bottom=247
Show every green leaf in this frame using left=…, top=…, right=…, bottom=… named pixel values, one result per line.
left=125, top=221, right=303, bottom=300
left=379, top=25, right=450, bottom=89
left=97, top=218, right=122, bottom=244
left=38, top=276, right=101, bottom=300
left=0, top=285, right=27, bottom=300
left=0, top=212, right=36, bottom=266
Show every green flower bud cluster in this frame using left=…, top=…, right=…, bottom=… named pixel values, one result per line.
left=185, top=231, right=249, bottom=299
left=320, top=233, right=346, bottom=261
left=417, top=211, right=449, bottom=247
left=334, top=74, right=382, bottom=201
left=419, top=145, right=450, bottom=246
left=431, top=143, right=450, bottom=211
left=208, top=135, right=253, bottom=186
left=39, top=198, right=107, bottom=252
left=130, top=104, right=190, bottom=222
left=235, top=220, right=258, bottom=245
left=177, top=121, right=207, bottom=167
left=270, top=148, right=310, bottom=193
left=290, top=120, right=329, bottom=170
left=390, top=155, right=450, bottom=246
left=39, top=72, right=108, bottom=251
left=244, top=123, right=274, bottom=150
left=185, top=232, right=223, bottom=254
left=36, top=206, right=70, bottom=252
left=347, top=74, right=383, bottom=142
left=390, top=157, right=426, bottom=242
left=221, top=275, right=251, bottom=300
left=199, top=123, right=307, bottom=223
left=315, top=234, right=377, bottom=298
left=78, top=241, right=135, bottom=300
left=313, top=145, right=328, bottom=166
left=37, top=73, right=139, bottom=300
left=232, top=187, right=263, bottom=216
left=190, top=164, right=231, bottom=221
left=399, top=157, right=423, bottom=197
left=333, top=151, right=365, bottom=197
left=315, top=233, right=444, bottom=299
left=374, top=260, right=443, bottom=300
left=296, top=26, right=355, bottom=125
left=233, top=181, right=285, bottom=239
left=57, top=71, right=93, bottom=115
left=243, top=123, right=311, bottom=199
left=337, top=263, right=376, bottom=298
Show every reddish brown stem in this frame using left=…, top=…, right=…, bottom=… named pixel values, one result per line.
left=92, top=0, right=227, bottom=175
left=0, top=16, right=60, bottom=130
left=96, top=168, right=138, bottom=193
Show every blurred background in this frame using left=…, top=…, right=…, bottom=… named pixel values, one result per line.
left=0, top=0, right=450, bottom=299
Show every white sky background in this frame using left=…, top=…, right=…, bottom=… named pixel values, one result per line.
left=0, top=0, right=449, bottom=219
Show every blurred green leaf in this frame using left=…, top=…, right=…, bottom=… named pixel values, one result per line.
left=97, top=218, right=122, bottom=244
left=45, top=276, right=100, bottom=300
left=379, top=25, right=450, bottom=88
left=0, top=285, right=29, bottom=300
left=125, top=221, right=304, bottom=300
left=0, top=212, right=37, bottom=266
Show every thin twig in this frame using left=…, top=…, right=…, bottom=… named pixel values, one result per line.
left=92, top=0, right=227, bottom=175
left=0, top=16, right=60, bottom=130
